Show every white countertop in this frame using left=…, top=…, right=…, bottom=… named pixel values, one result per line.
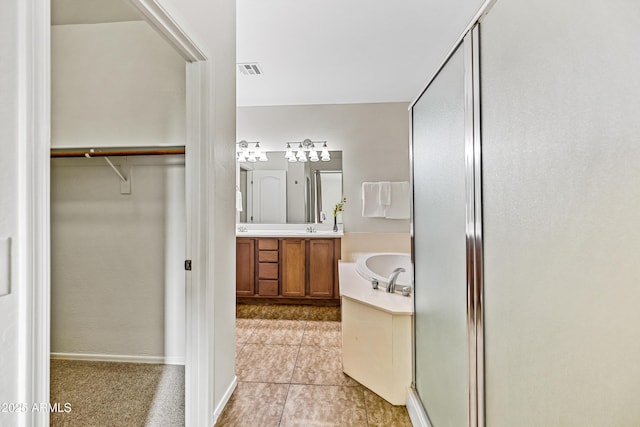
left=236, top=223, right=343, bottom=238
left=338, top=261, right=413, bottom=315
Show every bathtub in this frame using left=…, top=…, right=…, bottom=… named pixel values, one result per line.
left=355, top=252, right=412, bottom=288
left=338, top=258, right=413, bottom=405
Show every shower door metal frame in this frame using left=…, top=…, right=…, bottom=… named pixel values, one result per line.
left=464, top=24, right=484, bottom=427
left=408, top=23, right=485, bottom=427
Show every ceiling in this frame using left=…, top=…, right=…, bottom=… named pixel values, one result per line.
left=237, top=0, right=439, bottom=107
left=52, top=0, right=470, bottom=107
left=51, top=0, right=142, bottom=25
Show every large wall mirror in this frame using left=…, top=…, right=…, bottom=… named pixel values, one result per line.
left=238, top=151, right=342, bottom=224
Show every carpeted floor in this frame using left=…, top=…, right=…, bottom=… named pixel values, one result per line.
left=50, top=359, right=184, bottom=427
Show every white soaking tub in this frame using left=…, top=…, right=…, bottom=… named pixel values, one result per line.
left=339, top=255, right=413, bottom=406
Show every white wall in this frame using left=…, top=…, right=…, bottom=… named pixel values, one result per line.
left=237, top=102, right=410, bottom=233
left=0, top=0, right=20, bottom=421
left=482, top=0, right=640, bottom=425
left=52, top=21, right=186, bottom=148
left=152, top=0, right=237, bottom=421
left=50, top=157, right=185, bottom=363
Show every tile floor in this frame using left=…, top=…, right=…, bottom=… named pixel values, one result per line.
left=216, top=317, right=412, bottom=426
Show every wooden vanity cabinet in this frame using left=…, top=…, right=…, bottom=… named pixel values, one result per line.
left=308, top=239, right=335, bottom=298
left=236, top=238, right=255, bottom=296
left=257, top=238, right=279, bottom=296
left=281, top=239, right=306, bottom=297
left=236, top=236, right=341, bottom=305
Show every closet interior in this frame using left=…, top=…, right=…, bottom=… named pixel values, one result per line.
left=50, top=1, right=187, bottom=424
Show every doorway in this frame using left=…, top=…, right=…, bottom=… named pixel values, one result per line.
left=49, top=4, right=188, bottom=424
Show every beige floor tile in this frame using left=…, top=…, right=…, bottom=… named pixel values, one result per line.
left=215, top=382, right=288, bottom=427
left=280, top=384, right=367, bottom=426
left=291, top=346, right=358, bottom=386
left=235, top=341, right=244, bottom=357
left=236, top=318, right=262, bottom=344
left=363, top=389, right=412, bottom=426
left=236, top=344, right=299, bottom=383
left=301, top=320, right=342, bottom=347
left=246, top=319, right=307, bottom=345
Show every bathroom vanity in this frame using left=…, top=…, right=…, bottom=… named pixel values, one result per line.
left=236, top=226, right=342, bottom=305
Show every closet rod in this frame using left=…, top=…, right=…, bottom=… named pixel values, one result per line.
left=50, top=147, right=185, bottom=158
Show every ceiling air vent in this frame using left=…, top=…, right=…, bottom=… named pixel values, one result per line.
left=237, top=63, right=263, bottom=76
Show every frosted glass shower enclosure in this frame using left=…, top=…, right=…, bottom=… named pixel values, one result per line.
left=409, top=26, right=483, bottom=427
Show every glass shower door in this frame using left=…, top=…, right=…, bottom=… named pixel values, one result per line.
left=411, top=42, right=468, bottom=426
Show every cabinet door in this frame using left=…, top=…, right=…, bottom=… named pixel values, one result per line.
left=236, top=238, right=255, bottom=296
left=281, top=239, right=306, bottom=297
left=308, top=239, right=335, bottom=298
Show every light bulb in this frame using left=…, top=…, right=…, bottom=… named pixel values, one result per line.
left=259, top=152, right=268, bottom=162
left=296, top=144, right=306, bottom=160
left=255, top=142, right=263, bottom=154
left=309, top=148, right=319, bottom=162
left=320, top=142, right=330, bottom=161
left=285, top=143, right=294, bottom=159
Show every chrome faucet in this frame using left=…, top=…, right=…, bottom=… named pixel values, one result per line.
left=237, top=225, right=248, bottom=232
left=306, top=226, right=316, bottom=233
left=386, top=267, right=406, bottom=293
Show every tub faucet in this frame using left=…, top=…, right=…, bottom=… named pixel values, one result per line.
left=387, top=267, right=406, bottom=293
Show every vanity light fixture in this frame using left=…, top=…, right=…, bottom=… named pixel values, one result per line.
left=236, top=140, right=268, bottom=162
left=285, top=139, right=330, bottom=163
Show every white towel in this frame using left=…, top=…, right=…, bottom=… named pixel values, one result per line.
left=379, top=181, right=391, bottom=206
left=361, top=182, right=385, bottom=217
left=385, top=181, right=410, bottom=219
left=236, top=190, right=243, bottom=212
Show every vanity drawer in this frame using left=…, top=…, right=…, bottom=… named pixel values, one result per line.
left=258, top=250, right=279, bottom=263
left=257, top=239, right=279, bottom=250
left=258, top=280, right=279, bottom=296
left=258, top=262, right=279, bottom=279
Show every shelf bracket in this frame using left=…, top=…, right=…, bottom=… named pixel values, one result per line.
left=104, top=156, right=131, bottom=194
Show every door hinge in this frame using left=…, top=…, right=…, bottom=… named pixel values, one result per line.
left=185, top=260, right=192, bottom=271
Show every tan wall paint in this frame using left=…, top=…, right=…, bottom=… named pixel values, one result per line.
left=341, top=232, right=411, bottom=262
left=50, top=158, right=185, bottom=361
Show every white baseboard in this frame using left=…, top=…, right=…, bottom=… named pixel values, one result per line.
left=213, top=376, right=238, bottom=424
left=407, top=387, right=432, bottom=427
left=163, top=356, right=186, bottom=366
left=51, top=352, right=185, bottom=365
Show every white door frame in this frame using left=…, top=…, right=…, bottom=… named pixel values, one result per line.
left=25, top=0, right=213, bottom=425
